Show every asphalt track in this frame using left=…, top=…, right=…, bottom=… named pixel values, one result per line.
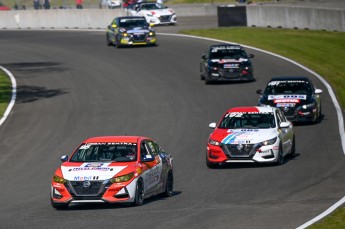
left=0, top=17, right=345, bottom=229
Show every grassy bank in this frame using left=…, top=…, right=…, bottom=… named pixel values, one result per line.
left=0, top=69, right=11, bottom=118
left=181, top=27, right=345, bottom=112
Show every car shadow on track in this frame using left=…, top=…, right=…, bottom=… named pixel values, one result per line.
left=60, top=191, right=182, bottom=211
left=212, top=154, right=301, bottom=170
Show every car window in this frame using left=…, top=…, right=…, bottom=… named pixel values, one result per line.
left=208, top=46, right=248, bottom=60
left=70, top=143, right=137, bottom=162
left=146, top=141, right=159, bottom=156
left=219, top=112, right=275, bottom=129
left=265, top=80, right=312, bottom=95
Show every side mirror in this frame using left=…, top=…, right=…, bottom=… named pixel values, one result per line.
left=315, top=89, right=323, bottom=94
left=256, top=89, right=263, bottom=95
left=279, top=122, right=290, bottom=128
left=61, top=155, right=68, bottom=162
left=201, top=54, right=206, bottom=60
left=209, top=122, right=216, bottom=129
left=141, top=155, right=155, bottom=162
left=248, top=54, right=254, bottom=58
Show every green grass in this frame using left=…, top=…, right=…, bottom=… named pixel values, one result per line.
left=0, top=69, right=11, bottom=118
left=181, top=27, right=345, bottom=112
left=308, top=207, right=345, bottom=229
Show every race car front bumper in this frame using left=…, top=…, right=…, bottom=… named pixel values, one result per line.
left=207, top=68, right=254, bottom=82
left=207, top=142, right=280, bottom=164
left=51, top=177, right=138, bottom=205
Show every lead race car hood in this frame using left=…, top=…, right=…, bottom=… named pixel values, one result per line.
left=211, top=128, right=277, bottom=144
left=61, top=162, right=127, bottom=181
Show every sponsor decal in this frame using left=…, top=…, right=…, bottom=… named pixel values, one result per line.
left=276, top=103, right=296, bottom=108
left=224, top=63, right=240, bottom=68
left=226, top=111, right=272, bottom=118
left=211, top=46, right=241, bottom=52
left=85, top=163, right=103, bottom=167
left=73, top=176, right=99, bottom=181
left=268, top=95, right=307, bottom=100
left=268, top=80, right=306, bottom=86
left=274, top=99, right=300, bottom=103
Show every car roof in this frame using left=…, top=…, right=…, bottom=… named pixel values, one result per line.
left=226, top=106, right=276, bottom=113
left=83, top=136, right=149, bottom=144
left=269, top=76, right=310, bottom=82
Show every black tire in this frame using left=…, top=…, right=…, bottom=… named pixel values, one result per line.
left=133, top=179, right=144, bottom=206
left=51, top=199, right=69, bottom=210
left=206, top=153, right=219, bottom=169
left=163, top=171, right=174, bottom=197
left=106, top=34, right=112, bottom=46
left=289, top=135, right=296, bottom=158
left=205, top=75, right=211, bottom=85
left=200, top=66, right=205, bottom=80
left=274, top=144, right=284, bottom=166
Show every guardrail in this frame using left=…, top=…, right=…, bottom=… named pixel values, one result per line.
left=246, top=5, right=345, bottom=32
left=0, top=4, right=344, bottom=32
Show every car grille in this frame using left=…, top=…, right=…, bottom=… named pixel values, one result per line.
left=68, top=181, right=105, bottom=196
left=279, top=107, right=296, bottom=117
left=132, top=34, right=147, bottom=42
left=159, top=15, right=172, bottom=22
left=218, top=68, right=241, bottom=78
left=222, top=144, right=255, bottom=158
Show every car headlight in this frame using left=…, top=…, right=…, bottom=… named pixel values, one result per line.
left=122, top=33, right=128, bottom=37
left=53, top=175, right=67, bottom=184
left=209, top=139, right=221, bottom=146
left=149, top=32, right=154, bottom=36
left=110, top=172, right=134, bottom=183
left=262, top=137, right=277, bottom=146
left=302, top=101, right=316, bottom=109
left=146, top=13, right=153, bottom=17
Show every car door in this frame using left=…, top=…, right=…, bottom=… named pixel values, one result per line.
left=140, top=140, right=163, bottom=195
left=276, top=110, right=293, bottom=154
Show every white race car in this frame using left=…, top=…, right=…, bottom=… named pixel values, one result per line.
left=206, top=106, right=295, bottom=168
left=130, top=2, right=177, bottom=25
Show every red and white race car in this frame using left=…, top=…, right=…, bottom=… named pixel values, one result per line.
left=207, top=106, right=295, bottom=168
left=51, top=136, right=173, bottom=209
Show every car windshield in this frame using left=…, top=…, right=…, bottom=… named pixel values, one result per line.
left=219, top=112, right=276, bottom=129
left=264, top=80, right=312, bottom=95
left=119, top=18, right=147, bottom=28
left=141, top=3, right=164, bottom=10
left=209, top=46, right=247, bottom=59
left=70, top=143, right=137, bottom=162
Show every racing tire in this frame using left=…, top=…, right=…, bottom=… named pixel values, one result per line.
left=206, top=154, right=219, bottom=169
left=289, top=135, right=296, bottom=158
left=133, top=179, right=144, bottom=206
left=51, top=199, right=69, bottom=210
left=274, top=144, right=284, bottom=166
left=163, top=171, right=174, bottom=197
left=205, top=75, right=211, bottom=85
left=106, top=34, right=112, bottom=46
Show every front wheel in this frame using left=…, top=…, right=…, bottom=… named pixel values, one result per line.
left=163, top=171, right=173, bottom=197
left=51, top=199, right=69, bottom=210
left=289, top=135, right=296, bottom=158
left=206, top=153, right=219, bottom=168
left=132, top=179, right=144, bottom=206
left=274, top=144, right=284, bottom=166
